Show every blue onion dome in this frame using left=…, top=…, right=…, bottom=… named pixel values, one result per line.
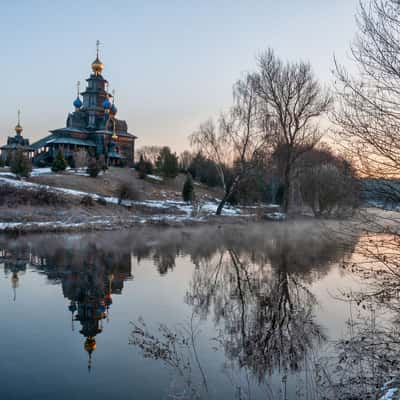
left=97, top=304, right=106, bottom=313
left=73, top=96, right=82, bottom=109
left=68, top=302, right=77, bottom=313
left=110, top=103, right=117, bottom=115
left=103, top=98, right=111, bottom=110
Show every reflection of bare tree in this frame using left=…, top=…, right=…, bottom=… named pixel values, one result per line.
left=186, top=227, right=356, bottom=380
left=318, top=305, right=400, bottom=399
left=342, top=233, right=400, bottom=310
left=317, top=232, right=400, bottom=399
left=223, top=250, right=323, bottom=380
left=130, top=315, right=211, bottom=400
left=130, top=312, right=282, bottom=400
left=128, top=224, right=357, bottom=398
left=153, top=248, right=176, bottom=275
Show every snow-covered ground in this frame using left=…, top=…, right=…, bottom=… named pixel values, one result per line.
left=0, top=171, right=17, bottom=178
left=1, top=168, right=55, bottom=178
left=0, top=220, right=106, bottom=231
left=199, top=201, right=241, bottom=216
left=146, top=174, right=163, bottom=182
left=31, top=167, right=53, bottom=176
left=367, top=199, right=400, bottom=212
left=1, top=167, right=99, bottom=178
left=0, top=213, right=207, bottom=232
left=32, top=167, right=101, bottom=177
left=264, top=211, right=287, bottom=221
left=0, top=176, right=111, bottom=201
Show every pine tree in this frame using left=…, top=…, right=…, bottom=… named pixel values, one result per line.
left=10, top=150, right=32, bottom=177
left=156, top=147, right=179, bottom=178
left=182, top=173, right=194, bottom=203
left=87, top=158, right=101, bottom=177
left=51, top=150, right=68, bottom=172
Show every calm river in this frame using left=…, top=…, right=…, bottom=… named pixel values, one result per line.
left=0, top=222, right=392, bottom=399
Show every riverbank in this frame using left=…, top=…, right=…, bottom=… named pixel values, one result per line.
left=1, top=167, right=394, bottom=234
left=0, top=167, right=277, bottom=233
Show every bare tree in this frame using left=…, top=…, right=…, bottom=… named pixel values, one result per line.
left=322, top=2, right=400, bottom=378
left=190, top=75, right=267, bottom=215
left=334, top=0, right=400, bottom=201
left=297, top=146, right=359, bottom=217
left=136, top=146, right=164, bottom=166
left=254, top=49, right=332, bottom=212
left=179, top=150, right=193, bottom=171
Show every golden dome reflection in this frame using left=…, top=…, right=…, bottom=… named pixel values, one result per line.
left=84, top=336, right=97, bottom=354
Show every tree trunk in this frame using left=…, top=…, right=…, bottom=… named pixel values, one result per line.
left=216, top=193, right=229, bottom=215
left=216, top=176, right=241, bottom=215
left=282, top=165, right=291, bottom=213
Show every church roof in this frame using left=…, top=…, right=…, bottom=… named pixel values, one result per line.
left=51, top=127, right=88, bottom=134
left=31, top=134, right=96, bottom=149
left=95, top=130, right=137, bottom=139
left=30, top=134, right=55, bottom=149
left=47, top=137, right=96, bottom=147
left=0, top=143, right=34, bottom=151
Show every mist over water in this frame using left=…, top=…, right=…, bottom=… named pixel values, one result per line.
left=0, top=222, right=371, bottom=399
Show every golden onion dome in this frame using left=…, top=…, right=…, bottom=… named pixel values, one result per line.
left=84, top=337, right=97, bottom=354
left=15, top=123, right=23, bottom=135
left=91, top=56, right=104, bottom=74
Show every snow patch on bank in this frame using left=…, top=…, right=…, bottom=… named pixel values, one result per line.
left=0, top=220, right=106, bottom=231
left=265, top=212, right=287, bottom=221
left=200, top=201, right=241, bottom=216
left=146, top=174, right=163, bottom=182
left=380, top=388, right=399, bottom=400
left=31, top=167, right=53, bottom=176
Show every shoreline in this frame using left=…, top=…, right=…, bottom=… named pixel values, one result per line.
left=0, top=172, right=274, bottom=234
left=0, top=214, right=260, bottom=234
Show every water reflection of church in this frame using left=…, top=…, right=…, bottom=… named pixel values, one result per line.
left=63, top=268, right=124, bottom=371
left=0, top=248, right=29, bottom=301
left=0, top=245, right=132, bottom=371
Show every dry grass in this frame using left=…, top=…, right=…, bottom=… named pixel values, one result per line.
left=29, top=167, right=223, bottom=202
left=0, top=185, right=69, bottom=207
left=116, top=181, right=141, bottom=203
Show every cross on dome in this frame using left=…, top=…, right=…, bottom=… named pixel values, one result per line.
left=91, top=40, right=104, bottom=75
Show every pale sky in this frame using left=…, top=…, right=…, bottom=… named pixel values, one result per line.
left=0, top=1, right=359, bottom=152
